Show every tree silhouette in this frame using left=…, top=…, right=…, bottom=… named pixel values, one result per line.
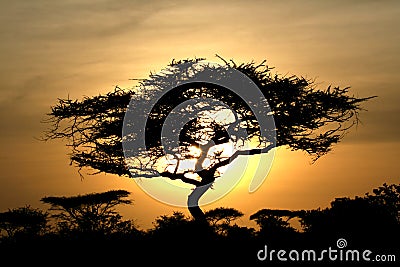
left=0, top=205, right=49, bottom=241
left=366, top=183, right=400, bottom=222
left=250, top=208, right=300, bottom=244
left=149, top=211, right=193, bottom=239
left=41, top=190, right=136, bottom=239
left=205, top=207, right=244, bottom=236
left=249, top=184, right=400, bottom=249
left=298, top=184, right=400, bottom=248
left=43, top=57, right=374, bottom=220
left=146, top=210, right=217, bottom=262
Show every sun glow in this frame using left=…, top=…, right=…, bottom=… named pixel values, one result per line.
left=187, top=145, right=202, bottom=157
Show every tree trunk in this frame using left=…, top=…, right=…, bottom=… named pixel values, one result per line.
left=186, top=144, right=275, bottom=221
left=187, top=183, right=213, bottom=222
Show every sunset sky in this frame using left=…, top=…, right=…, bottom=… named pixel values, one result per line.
left=1, top=0, right=399, bottom=230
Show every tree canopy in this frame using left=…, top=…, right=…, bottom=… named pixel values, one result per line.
left=41, top=190, right=134, bottom=235
left=0, top=206, right=49, bottom=239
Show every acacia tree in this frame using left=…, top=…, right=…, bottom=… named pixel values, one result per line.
left=41, top=190, right=135, bottom=237
left=43, top=57, right=374, bottom=220
left=250, top=208, right=302, bottom=241
left=205, top=207, right=244, bottom=236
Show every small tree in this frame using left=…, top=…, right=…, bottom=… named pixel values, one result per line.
left=250, top=209, right=299, bottom=242
left=41, top=190, right=135, bottom=238
left=366, top=183, right=400, bottom=222
left=151, top=211, right=190, bottom=233
left=149, top=211, right=207, bottom=241
left=0, top=205, right=49, bottom=241
left=205, top=207, right=244, bottom=236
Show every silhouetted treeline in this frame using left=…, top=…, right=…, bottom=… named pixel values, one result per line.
left=1, top=183, right=399, bottom=265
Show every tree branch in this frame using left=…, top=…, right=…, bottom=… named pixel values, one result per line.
left=159, top=171, right=202, bottom=186
left=211, top=143, right=275, bottom=171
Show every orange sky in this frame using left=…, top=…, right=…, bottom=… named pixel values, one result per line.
left=0, top=0, right=399, bottom=230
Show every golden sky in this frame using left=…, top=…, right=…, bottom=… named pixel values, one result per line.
left=0, top=0, right=399, bottom=230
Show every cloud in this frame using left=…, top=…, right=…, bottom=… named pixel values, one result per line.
left=0, top=0, right=179, bottom=42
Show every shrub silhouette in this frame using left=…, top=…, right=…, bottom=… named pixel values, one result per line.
left=0, top=205, right=49, bottom=242
left=0, top=183, right=398, bottom=264
left=299, top=183, right=400, bottom=248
